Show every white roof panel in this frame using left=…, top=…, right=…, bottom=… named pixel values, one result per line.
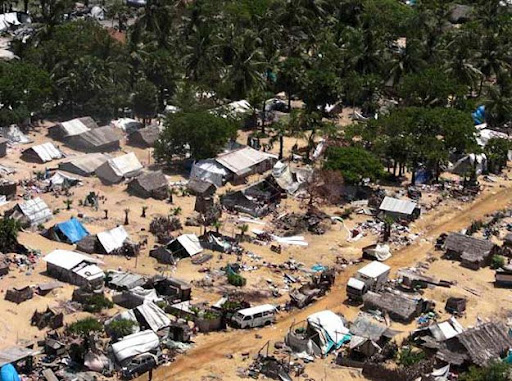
left=215, top=147, right=270, bottom=176
left=347, top=277, right=366, bottom=290
left=357, top=261, right=390, bottom=279
left=73, top=263, right=105, bottom=281
left=60, top=118, right=91, bottom=137
left=29, top=142, right=63, bottom=162
left=108, top=152, right=143, bottom=177
left=237, top=304, right=276, bottom=316
left=18, top=197, right=52, bottom=225
left=97, top=226, right=129, bottom=254
left=379, top=196, right=417, bottom=215
left=176, top=234, right=203, bottom=256
left=43, top=249, right=102, bottom=270
left=111, top=330, right=159, bottom=362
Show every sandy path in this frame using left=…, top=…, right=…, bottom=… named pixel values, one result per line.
left=146, top=185, right=512, bottom=381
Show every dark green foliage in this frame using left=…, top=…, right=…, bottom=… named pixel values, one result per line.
left=324, top=147, right=384, bottom=185
left=491, top=255, right=506, bottom=270
left=396, top=347, right=425, bottom=367
left=0, top=218, right=21, bottom=254
left=83, top=294, right=114, bottom=313
left=132, top=79, right=158, bottom=120
left=460, top=360, right=512, bottom=381
left=106, top=318, right=137, bottom=340
left=67, top=317, right=103, bottom=336
left=227, top=273, right=247, bottom=287
left=154, top=111, right=238, bottom=163
left=486, top=138, right=511, bottom=174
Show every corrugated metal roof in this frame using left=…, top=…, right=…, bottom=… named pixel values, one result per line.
left=73, top=125, right=120, bottom=147
left=215, top=147, right=270, bottom=176
left=97, top=226, right=129, bottom=254
left=0, top=346, right=38, bottom=367
left=379, top=196, right=417, bottom=215
left=110, top=272, right=145, bottom=289
left=18, top=197, right=52, bottom=225
left=28, top=142, right=63, bottom=162
left=43, top=249, right=102, bottom=270
left=358, top=261, right=390, bottom=279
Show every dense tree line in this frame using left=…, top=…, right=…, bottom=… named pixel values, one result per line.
left=0, top=0, right=511, bottom=173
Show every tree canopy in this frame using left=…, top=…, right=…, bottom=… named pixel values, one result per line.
left=154, top=111, right=238, bottom=163
left=324, top=146, right=384, bottom=185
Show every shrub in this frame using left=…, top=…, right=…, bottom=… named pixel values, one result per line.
left=491, top=255, right=506, bottom=270
left=228, top=273, right=247, bottom=287
left=106, top=319, right=137, bottom=340
left=68, top=317, right=103, bottom=336
left=397, top=347, right=425, bottom=366
left=84, top=294, right=114, bottom=313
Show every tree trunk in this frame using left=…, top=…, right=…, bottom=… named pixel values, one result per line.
left=287, top=92, right=291, bottom=112
left=23, top=0, right=29, bottom=13
left=411, top=166, right=417, bottom=186
left=279, top=135, right=284, bottom=160
left=393, top=161, right=397, bottom=177
left=260, top=101, right=266, bottom=135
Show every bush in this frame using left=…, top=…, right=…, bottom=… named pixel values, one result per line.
left=228, top=273, right=247, bottom=287
left=68, top=317, right=103, bottom=336
left=397, top=347, right=425, bottom=366
left=106, top=319, right=137, bottom=340
left=491, top=255, right=506, bottom=270
left=84, top=294, right=114, bottom=313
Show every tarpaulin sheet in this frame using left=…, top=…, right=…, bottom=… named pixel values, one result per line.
left=0, top=364, right=20, bottom=381
left=55, top=217, right=89, bottom=243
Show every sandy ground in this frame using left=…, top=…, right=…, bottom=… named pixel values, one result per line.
left=0, top=120, right=511, bottom=381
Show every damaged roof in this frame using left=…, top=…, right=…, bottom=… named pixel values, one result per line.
left=215, top=146, right=272, bottom=176
left=379, top=196, right=418, bottom=215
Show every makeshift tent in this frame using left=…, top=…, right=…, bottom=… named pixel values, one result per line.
left=272, top=161, right=311, bottom=195
left=45, top=172, right=80, bottom=188
left=128, top=125, right=160, bottom=147
left=95, top=152, right=143, bottom=183
left=215, top=146, right=274, bottom=181
left=46, top=217, right=89, bottom=244
left=66, top=125, right=121, bottom=152
left=221, top=191, right=267, bottom=218
left=307, top=311, right=350, bottom=355
left=97, top=226, right=129, bottom=254
left=111, top=330, right=160, bottom=363
left=6, top=197, right=52, bottom=228
left=167, top=234, right=202, bottom=258
left=450, top=153, right=487, bottom=176
left=379, top=196, right=420, bottom=220
left=111, top=118, right=143, bottom=134
left=127, top=171, right=168, bottom=199
left=472, top=105, right=485, bottom=125
left=187, top=178, right=216, bottom=196
left=21, top=142, right=63, bottom=163
left=0, top=12, right=30, bottom=31
left=0, top=364, right=20, bottom=381
left=59, top=153, right=111, bottom=176
left=43, top=250, right=104, bottom=288
left=49, top=117, right=98, bottom=140
left=134, top=302, right=171, bottom=332
left=0, top=125, right=31, bottom=144
left=190, top=159, right=229, bottom=188
left=108, top=272, right=145, bottom=290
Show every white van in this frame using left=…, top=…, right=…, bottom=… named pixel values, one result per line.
left=232, top=304, right=277, bottom=328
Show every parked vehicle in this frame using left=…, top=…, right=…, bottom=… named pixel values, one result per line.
left=232, top=304, right=276, bottom=328
left=121, top=353, right=158, bottom=380
left=346, top=261, right=390, bottom=301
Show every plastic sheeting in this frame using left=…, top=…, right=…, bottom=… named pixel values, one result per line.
left=55, top=217, right=89, bottom=244
left=0, top=364, right=20, bottom=381
left=135, top=302, right=171, bottom=332
left=97, top=226, right=129, bottom=254
left=111, top=330, right=159, bottom=363
left=190, top=159, right=228, bottom=188
left=307, top=310, right=350, bottom=355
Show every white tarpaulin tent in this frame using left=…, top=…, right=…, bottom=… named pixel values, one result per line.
left=95, top=152, right=143, bottom=183
left=111, top=330, right=160, bottom=363
left=9, top=197, right=53, bottom=227
left=22, top=142, right=63, bottom=163
left=169, top=234, right=203, bottom=257
left=46, top=171, right=79, bottom=187
left=59, top=118, right=93, bottom=137
left=215, top=146, right=272, bottom=176
left=111, top=118, right=143, bottom=134
left=0, top=125, right=31, bottom=144
left=190, top=159, right=229, bottom=188
left=59, top=153, right=111, bottom=176
left=135, top=302, right=171, bottom=332
left=97, top=226, right=129, bottom=254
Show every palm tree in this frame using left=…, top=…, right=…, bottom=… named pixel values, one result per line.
left=64, top=199, right=72, bottom=210
left=239, top=224, right=249, bottom=239
left=141, top=206, right=148, bottom=218
left=124, top=209, right=130, bottom=225
left=212, top=220, right=222, bottom=234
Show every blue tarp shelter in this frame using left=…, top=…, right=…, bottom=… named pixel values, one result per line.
left=472, top=105, right=485, bottom=125
left=55, top=217, right=89, bottom=244
left=1, top=364, right=20, bottom=381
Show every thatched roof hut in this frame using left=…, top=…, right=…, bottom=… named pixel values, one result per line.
left=362, top=291, right=425, bottom=323
left=444, top=233, right=497, bottom=269
left=128, top=125, right=160, bottom=147
left=127, top=171, right=168, bottom=200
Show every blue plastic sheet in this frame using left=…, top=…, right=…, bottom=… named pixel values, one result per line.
left=55, top=217, right=89, bottom=243
left=1, top=364, right=20, bottom=381
left=472, top=105, right=485, bottom=125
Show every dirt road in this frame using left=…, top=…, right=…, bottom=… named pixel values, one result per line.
left=147, top=184, right=512, bottom=381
